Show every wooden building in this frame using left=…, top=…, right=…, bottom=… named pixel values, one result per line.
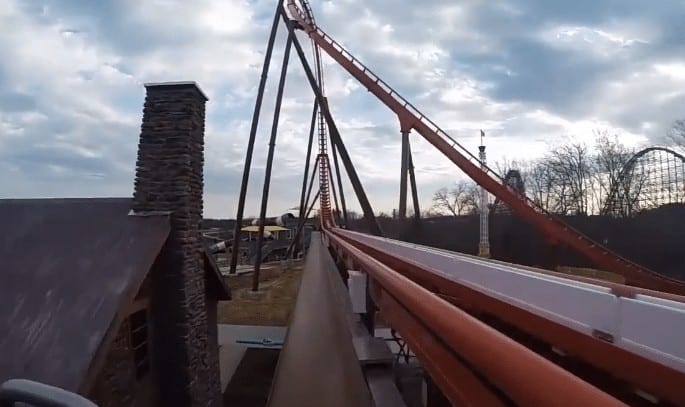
left=0, top=82, right=230, bottom=407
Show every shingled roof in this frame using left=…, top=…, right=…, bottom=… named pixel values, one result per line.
left=0, top=197, right=228, bottom=392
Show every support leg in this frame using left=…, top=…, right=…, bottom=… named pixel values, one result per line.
left=295, top=101, right=318, bottom=253
left=399, top=130, right=409, bottom=219
left=253, top=34, right=293, bottom=291
left=302, top=156, right=320, bottom=232
left=287, top=189, right=321, bottom=259
left=408, top=140, right=421, bottom=220
left=287, top=157, right=319, bottom=258
left=305, top=190, right=321, bottom=221
left=230, top=4, right=281, bottom=274
left=284, top=13, right=382, bottom=236
left=327, top=120, right=382, bottom=235
left=298, top=100, right=318, bottom=221
left=327, top=155, right=342, bottom=223
left=331, top=138, right=349, bottom=227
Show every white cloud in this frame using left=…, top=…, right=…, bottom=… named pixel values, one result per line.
left=1, top=0, right=684, bottom=218
left=654, top=63, right=685, bottom=80
left=549, top=25, right=649, bottom=51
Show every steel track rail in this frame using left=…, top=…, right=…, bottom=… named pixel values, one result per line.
left=325, top=230, right=626, bottom=407
left=330, top=228, right=685, bottom=406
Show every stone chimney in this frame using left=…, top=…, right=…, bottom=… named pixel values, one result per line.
left=132, top=82, right=221, bottom=406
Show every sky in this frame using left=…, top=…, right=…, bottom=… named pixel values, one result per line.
left=1, top=0, right=684, bottom=219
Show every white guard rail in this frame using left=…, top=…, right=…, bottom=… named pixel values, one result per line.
left=337, top=229, right=685, bottom=374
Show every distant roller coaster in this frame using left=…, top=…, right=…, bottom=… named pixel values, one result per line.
left=602, top=146, right=685, bottom=216
left=490, top=169, right=526, bottom=215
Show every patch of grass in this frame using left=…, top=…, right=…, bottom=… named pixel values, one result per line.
left=218, top=261, right=303, bottom=326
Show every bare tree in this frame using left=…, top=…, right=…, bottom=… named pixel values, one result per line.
left=591, top=130, right=633, bottom=212
left=431, top=131, right=675, bottom=217
left=463, top=182, right=481, bottom=214
left=431, top=180, right=480, bottom=216
left=422, top=208, right=441, bottom=218
left=346, top=210, right=363, bottom=220
left=376, top=211, right=392, bottom=219
left=520, top=159, right=554, bottom=211
left=545, top=142, right=592, bottom=215
left=431, top=188, right=454, bottom=216
left=491, top=137, right=628, bottom=215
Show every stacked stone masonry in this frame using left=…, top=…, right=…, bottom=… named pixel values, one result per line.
left=133, top=83, right=221, bottom=407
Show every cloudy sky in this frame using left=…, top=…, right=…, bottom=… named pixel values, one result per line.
left=1, top=0, right=684, bottom=218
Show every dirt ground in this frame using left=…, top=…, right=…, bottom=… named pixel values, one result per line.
left=218, top=260, right=303, bottom=326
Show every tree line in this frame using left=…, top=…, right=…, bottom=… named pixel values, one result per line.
left=432, top=123, right=685, bottom=217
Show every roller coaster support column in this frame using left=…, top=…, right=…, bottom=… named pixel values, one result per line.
left=305, top=190, right=321, bottom=223
left=285, top=9, right=382, bottom=236
left=327, top=114, right=382, bottom=235
left=295, top=100, right=318, bottom=253
left=287, top=189, right=321, bottom=259
left=302, top=156, right=319, bottom=229
left=326, top=155, right=342, bottom=222
left=230, top=3, right=281, bottom=274
left=253, top=33, right=293, bottom=291
left=399, top=130, right=410, bottom=219
left=287, top=156, right=319, bottom=258
left=408, top=142, right=421, bottom=220
left=330, top=136, right=349, bottom=226
left=298, top=100, right=317, bottom=222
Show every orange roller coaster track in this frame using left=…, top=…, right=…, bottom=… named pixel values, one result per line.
left=285, top=0, right=685, bottom=296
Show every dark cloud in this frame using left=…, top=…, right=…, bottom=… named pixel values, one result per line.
left=511, top=0, right=685, bottom=25
left=21, top=0, right=270, bottom=57
left=0, top=90, right=36, bottom=113
left=4, top=144, right=111, bottom=179
left=20, top=1, right=192, bottom=54
left=0, top=69, right=36, bottom=112
left=456, top=40, right=612, bottom=114
left=312, top=0, right=685, bottom=132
